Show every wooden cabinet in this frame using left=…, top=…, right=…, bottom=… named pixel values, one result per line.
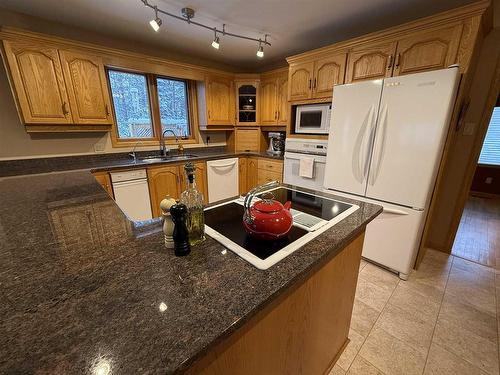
left=233, top=127, right=263, bottom=152
left=392, top=25, right=462, bottom=76
left=236, top=81, right=259, bottom=126
left=92, top=171, right=113, bottom=197
left=147, top=165, right=180, bottom=217
left=247, top=157, right=258, bottom=191
left=260, top=71, right=289, bottom=126
left=238, top=157, right=248, bottom=195
left=257, top=158, right=283, bottom=185
left=346, top=42, right=397, bottom=83
left=3, top=41, right=72, bottom=124
left=288, top=53, right=346, bottom=101
left=197, top=75, right=235, bottom=128
left=179, top=162, right=208, bottom=204
left=59, top=50, right=112, bottom=124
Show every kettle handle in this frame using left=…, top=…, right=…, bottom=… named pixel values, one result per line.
left=243, top=180, right=280, bottom=223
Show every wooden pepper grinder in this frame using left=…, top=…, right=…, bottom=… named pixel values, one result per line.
left=170, top=203, right=191, bottom=256
left=160, top=195, right=177, bottom=249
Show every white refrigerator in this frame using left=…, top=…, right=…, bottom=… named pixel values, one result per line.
left=324, top=68, right=460, bottom=279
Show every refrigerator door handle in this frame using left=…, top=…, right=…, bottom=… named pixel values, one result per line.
left=352, top=105, right=374, bottom=183
left=369, top=104, right=389, bottom=186
left=382, top=207, right=409, bottom=215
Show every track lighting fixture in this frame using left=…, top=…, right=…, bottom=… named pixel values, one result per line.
left=140, top=0, right=271, bottom=58
left=149, top=6, right=162, bottom=32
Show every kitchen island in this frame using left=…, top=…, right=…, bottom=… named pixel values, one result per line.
left=0, top=169, right=381, bottom=374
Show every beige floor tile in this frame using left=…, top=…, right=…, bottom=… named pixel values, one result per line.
left=388, top=282, right=441, bottom=322
left=439, top=293, right=497, bottom=343
left=329, top=364, right=346, bottom=375
left=446, top=274, right=496, bottom=316
left=433, top=318, right=499, bottom=375
left=337, top=328, right=365, bottom=371
left=359, top=263, right=399, bottom=292
left=449, top=265, right=495, bottom=290
left=355, top=277, right=393, bottom=312
left=422, top=248, right=453, bottom=266
left=359, top=259, right=368, bottom=273
left=410, top=260, right=451, bottom=289
left=350, top=298, right=380, bottom=338
left=452, top=256, right=495, bottom=276
left=359, top=326, right=427, bottom=375
left=347, top=355, right=383, bottom=374
left=403, top=276, right=445, bottom=301
left=424, top=342, right=488, bottom=375
left=375, top=303, right=434, bottom=354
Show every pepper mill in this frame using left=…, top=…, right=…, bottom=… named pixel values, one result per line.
left=160, top=195, right=177, bottom=249
left=170, top=203, right=191, bottom=256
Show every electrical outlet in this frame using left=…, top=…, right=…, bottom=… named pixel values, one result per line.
left=94, top=143, right=105, bottom=153
left=463, top=122, right=475, bottom=136
left=485, top=177, right=493, bottom=184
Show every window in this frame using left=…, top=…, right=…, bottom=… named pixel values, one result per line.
left=107, top=69, right=194, bottom=143
left=479, top=106, right=500, bottom=166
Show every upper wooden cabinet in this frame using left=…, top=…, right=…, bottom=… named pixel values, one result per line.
left=197, top=75, right=235, bottom=128
left=235, top=81, right=259, bottom=126
left=392, top=25, right=462, bottom=76
left=3, top=41, right=72, bottom=124
left=260, top=70, right=289, bottom=126
left=346, top=42, right=397, bottom=83
left=59, top=50, right=112, bottom=125
left=288, top=53, right=346, bottom=101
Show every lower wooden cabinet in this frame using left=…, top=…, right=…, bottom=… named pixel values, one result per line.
left=238, top=157, right=248, bottom=195
left=257, top=169, right=283, bottom=185
left=246, top=157, right=259, bottom=192
left=147, top=162, right=207, bottom=218
left=243, top=157, right=283, bottom=193
left=92, top=171, right=113, bottom=197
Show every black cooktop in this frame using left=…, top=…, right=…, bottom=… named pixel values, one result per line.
left=204, top=188, right=352, bottom=261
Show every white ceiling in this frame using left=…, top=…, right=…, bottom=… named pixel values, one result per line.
left=0, top=0, right=477, bottom=71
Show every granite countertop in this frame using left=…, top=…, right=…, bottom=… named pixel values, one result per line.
left=0, top=147, right=284, bottom=177
left=0, top=169, right=381, bottom=374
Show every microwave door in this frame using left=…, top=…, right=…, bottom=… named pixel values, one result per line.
left=296, top=110, right=323, bottom=133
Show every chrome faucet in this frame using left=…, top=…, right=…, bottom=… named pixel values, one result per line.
left=128, top=140, right=144, bottom=163
left=160, top=129, right=178, bottom=156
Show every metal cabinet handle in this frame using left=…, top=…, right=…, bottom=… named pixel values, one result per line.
left=208, top=109, right=211, bottom=119
left=274, top=111, right=277, bottom=119
left=277, top=110, right=280, bottom=119
left=308, top=79, right=312, bottom=89
left=313, top=78, right=317, bottom=89
left=395, top=53, right=401, bottom=68
left=105, top=104, right=110, bottom=117
left=387, top=55, right=393, bottom=70
left=62, top=102, right=69, bottom=115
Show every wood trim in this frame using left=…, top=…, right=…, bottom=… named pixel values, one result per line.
left=25, top=124, right=111, bottom=133
left=286, top=0, right=490, bottom=64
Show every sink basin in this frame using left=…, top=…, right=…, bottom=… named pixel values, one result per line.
left=140, top=154, right=198, bottom=163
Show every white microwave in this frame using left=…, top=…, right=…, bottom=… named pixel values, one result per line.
left=295, top=104, right=332, bottom=134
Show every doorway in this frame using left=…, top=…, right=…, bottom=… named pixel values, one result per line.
left=452, top=97, right=500, bottom=267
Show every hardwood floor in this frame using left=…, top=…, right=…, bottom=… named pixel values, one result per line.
left=451, top=196, right=500, bottom=268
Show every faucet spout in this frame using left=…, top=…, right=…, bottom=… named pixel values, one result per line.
left=160, top=129, right=178, bottom=157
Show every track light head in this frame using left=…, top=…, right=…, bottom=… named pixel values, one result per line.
left=150, top=6, right=162, bottom=32
left=256, top=43, right=264, bottom=58
left=212, top=35, right=220, bottom=49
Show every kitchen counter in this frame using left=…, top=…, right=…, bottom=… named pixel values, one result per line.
left=0, top=147, right=283, bottom=177
left=0, top=169, right=381, bottom=373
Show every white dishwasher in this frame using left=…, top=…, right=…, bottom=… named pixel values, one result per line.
left=110, top=169, right=153, bottom=221
left=206, top=158, right=239, bottom=203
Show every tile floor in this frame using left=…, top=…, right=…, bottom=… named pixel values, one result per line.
left=452, top=196, right=500, bottom=268
left=330, top=249, right=500, bottom=375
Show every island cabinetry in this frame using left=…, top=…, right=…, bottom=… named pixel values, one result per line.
left=186, top=233, right=365, bottom=375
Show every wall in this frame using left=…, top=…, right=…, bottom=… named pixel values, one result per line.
left=0, top=8, right=227, bottom=160
left=425, top=10, right=500, bottom=251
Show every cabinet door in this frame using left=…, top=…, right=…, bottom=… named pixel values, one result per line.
left=3, top=41, right=72, bottom=124
left=288, top=62, right=314, bottom=101
left=234, top=128, right=261, bottom=152
left=92, top=172, right=113, bottom=197
left=312, top=53, right=347, bottom=99
left=277, top=74, right=289, bottom=126
left=247, top=158, right=258, bottom=191
left=393, top=25, right=462, bottom=76
left=179, top=162, right=208, bottom=203
left=238, top=157, right=248, bottom=195
left=206, top=75, right=234, bottom=125
left=260, top=79, right=278, bottom=125
left=257, top=169, right=283, bottom=185
left=346, top=42, right=397, bottom=83
left=59, top=50, right=112, bottom=124
left=147, top=166, right=181, bottom=217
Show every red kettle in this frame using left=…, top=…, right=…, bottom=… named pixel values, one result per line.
left=243, top=181, right=293, bottom=241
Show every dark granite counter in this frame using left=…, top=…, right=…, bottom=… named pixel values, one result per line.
left=0, top=169, right=381, bottom=374
left=0, top=146, right=284, bottom=177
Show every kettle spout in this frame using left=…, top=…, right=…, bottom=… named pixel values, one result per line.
left=284, top=201, right=292, bottom=211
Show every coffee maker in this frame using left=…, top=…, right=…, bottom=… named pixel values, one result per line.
left=266, top=132, right=285, bottom=156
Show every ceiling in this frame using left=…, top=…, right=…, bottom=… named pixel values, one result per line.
left=0, top=0, right=478, bottom=71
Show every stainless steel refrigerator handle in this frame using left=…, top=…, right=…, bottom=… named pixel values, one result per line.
left=369, top=104, right=388, bottom=186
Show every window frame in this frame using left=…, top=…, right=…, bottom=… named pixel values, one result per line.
left=106, top=67, right=198, bottom=148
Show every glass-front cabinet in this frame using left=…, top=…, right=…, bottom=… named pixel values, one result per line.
left=236, top=81, right=259, bottom=126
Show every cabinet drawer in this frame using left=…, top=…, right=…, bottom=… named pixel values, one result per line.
left=258, top=159, right=283, bottom=174
left=235, top=128, right=260, bottom=152
left=257, top=169, right=282, bottom=185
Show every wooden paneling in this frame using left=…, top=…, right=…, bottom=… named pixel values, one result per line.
left=288, top=62, right=314, bottom=101
left=234, top=128, right=261, bottom=152
left=147, top=165, right=180, bottom=218
left=346, top=42, right=397, bottom=83
left=257, top=158, right=283, bottom=174
left=186, top=233, right=365, bottom=375
left=247, top=157, right=258, bottom=191
left=260, top=78, right=278, bottom=125
left=206, top=75, right=235, bottom=126
left=3, top=40, right=72, bottom=123
left=92, top=171, right=113, bottom=197
left=277, top=73, right=289, bottom=125
left=257, top=169, right=282, bottom=185
left=59, top=49, right=112, bottom=124
left=393, top=25, right=463, bottom=76
left=238, top=157, right=248, bottom=195
left=312, top=53, right=347, bottom=98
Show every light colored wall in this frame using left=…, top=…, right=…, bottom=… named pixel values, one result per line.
left=0, top=8, right=227, bottom=160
